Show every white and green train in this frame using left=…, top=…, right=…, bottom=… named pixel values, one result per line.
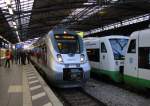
left=84, top=36, right=129, bottom=82
left=85, top=29, right=150, bottom=90
left=124, top=28, right=150, bottom=89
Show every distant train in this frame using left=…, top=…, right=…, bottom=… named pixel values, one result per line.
left=124, top=28, right=150, bottom=89
left=30, top=28, right=91, bottom=88
left=84, top=36, right=129, bottom=82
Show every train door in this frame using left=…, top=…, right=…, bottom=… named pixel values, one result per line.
left=124, top=36, right=138, bottom=85
left=138, top=30, right=150, bottom=88
left=100, top=42, right=108, bottom=70
left=85, top=40, right=100, bottom=70
left=86, top=48, right=100, bottom=69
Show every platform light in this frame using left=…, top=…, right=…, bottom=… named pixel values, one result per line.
left=83, top=2, right=94, bottom=5
left=111, top=0, right=118, bottom=3
left=16, top=31, right=18, bottom=35
left=64, top=31, right=67, bottom=34
left=15, top=31, right=21, bottom=42
left=8, top=7, right=13, bottom=15
left=23, top=44, right=30, bottom=50
left=34, top=37, right=39, bottom=40
left=13, top=25, right=17, bottom=29
left=99, top=11, right=106, bottom=15
left=12, top=45, right=15, bottom=49
left=12, top=21, right=16, bottom=26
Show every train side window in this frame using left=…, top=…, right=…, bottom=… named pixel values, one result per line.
left=101, top=43, right=107, bottom=53
left=138, top=47, right=150, bottom=69
left=128, top=39, right=136, bottom=53
left=86, top=49, right=99, bottom=62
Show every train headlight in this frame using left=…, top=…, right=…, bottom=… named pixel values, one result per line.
left=57, top=54, right=63, bottom=63
left=80, top=54, right=85, bottom=63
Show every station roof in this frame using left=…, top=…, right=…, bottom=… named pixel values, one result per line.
left=0, top=0, right=150, bottom=44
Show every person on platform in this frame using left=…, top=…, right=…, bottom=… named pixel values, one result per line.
left=20, top=50, right=26, bottom=65
left=26, top=50, right=30, bottom=64
left=17, top=50, right=21, bottom=64
left=5, top=49, right=11, bottom=68
left=14, top=49, right=18, bottom=64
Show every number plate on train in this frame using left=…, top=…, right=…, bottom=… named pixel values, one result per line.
left=69, top=64, right=76, bottom=68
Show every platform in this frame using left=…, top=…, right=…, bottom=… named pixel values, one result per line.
left=0, top=62, right=63, bottom=106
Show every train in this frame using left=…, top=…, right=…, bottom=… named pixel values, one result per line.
left=124, top=28, right=150, bottom=89
left=84, top=36, right=129, bottom=82
left=84, top=29, right=150, bottom=90
left=30, top=27, right=91, bottom=88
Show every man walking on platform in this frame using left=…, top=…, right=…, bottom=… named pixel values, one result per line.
left=5, top=50, right=11, bottom=68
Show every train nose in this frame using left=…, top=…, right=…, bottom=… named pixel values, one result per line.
left=61, top=54, right=81, bottom=63
left=68, top=53, right=75, bottom=57
left=63, top=68, right=83, bottom=81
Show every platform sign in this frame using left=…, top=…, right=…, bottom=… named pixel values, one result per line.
left=15, top=43, right=24, bottom=49
left=76, top=32, right=84, bottom=38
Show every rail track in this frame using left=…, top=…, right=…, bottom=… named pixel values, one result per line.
left=91, top=73, right=150, bottom=98
left=33, top=65, right=106, bottom=106
left=54, top=87, right=106, bottom=106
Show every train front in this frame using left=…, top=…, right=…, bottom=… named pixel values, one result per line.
left=49, top=29, right=91, bottom=88
left=109, top=36, right=129, bottom=82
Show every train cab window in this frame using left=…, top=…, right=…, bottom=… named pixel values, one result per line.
left=101, top=43, right=107, bottom=53
left=54, top=35, right=80, bottom=54
left=86, top=49, right=99, bottom=62
left=128, top=39, right=136, bottom=53
left=139, top=47, right=150, bottom=69
left=109, top=38, right=128, bottom=60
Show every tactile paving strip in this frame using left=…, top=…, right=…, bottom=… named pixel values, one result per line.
left=25, top=67, right=52, bottom=106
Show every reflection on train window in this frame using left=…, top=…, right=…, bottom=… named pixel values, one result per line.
left=138, top=47, right=150, bottom=69
left=101, top=43, right=107, bottom=53
left=109, top=38, right=128, bottom=60
left=128, top=39, right=136, bottom=53
left=42, top=45, right=47, bottom=64
left=55, top=34, right=80, bottom=54
left=87, top=49, right=99, bottom=62
left=34, top=44, right=47, bottom=64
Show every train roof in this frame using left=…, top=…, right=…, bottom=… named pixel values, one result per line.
left=48, top=27, right=77, bottom=36
left=130, top=28, right=150, bottom=38
left=84, top=35, right=129, bottom=41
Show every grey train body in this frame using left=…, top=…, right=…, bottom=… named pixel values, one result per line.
left=30, top=28, right=91, bottom=88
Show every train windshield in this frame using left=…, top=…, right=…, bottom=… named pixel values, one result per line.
left=54, top=34, right=80, bottom=54
left=109, top=38, right=128, bottom=60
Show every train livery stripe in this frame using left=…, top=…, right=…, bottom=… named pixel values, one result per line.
left=124, top=75, right=150, bottom=89
left=91, top=68, right=123, bottom=82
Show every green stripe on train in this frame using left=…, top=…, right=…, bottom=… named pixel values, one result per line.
left=124, top=75, right=150, bottom=89
left=91, top=68, right=123, bottom=82
left=91, top=68, right=150, bottom=89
